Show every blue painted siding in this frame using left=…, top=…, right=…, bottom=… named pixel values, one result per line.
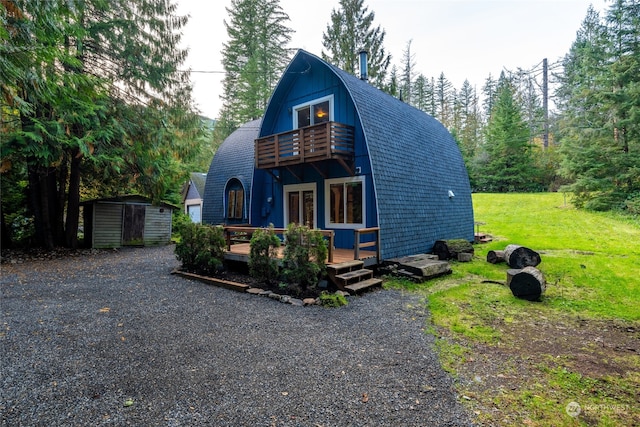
left=204, top=50, right=474, bottom=261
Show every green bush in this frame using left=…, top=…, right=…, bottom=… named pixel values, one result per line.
left=282, top=223, right=327, bottom=290
left=319, top=291, right=348, bottom=307
left=174, top=223, right=225, bottom=275
left=248, top=225, right=281, bottom=284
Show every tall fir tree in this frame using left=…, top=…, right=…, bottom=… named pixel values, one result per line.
left=557, top=1, right=640, bottom=211
left=321, top=0, right=391, bottom=89
left=477, top=79, right=535, bottom=192
left=220, top=0, right=293, bottom=135
left=400, top=39, right=416, bottom=104
left=1, top=0, right=201, bottom=248
left=435, top=72, right=453, bottom=128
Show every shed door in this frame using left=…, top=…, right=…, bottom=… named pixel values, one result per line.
left=122, top=204, right=146, bottom=245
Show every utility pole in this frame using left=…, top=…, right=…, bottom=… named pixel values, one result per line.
left=542, top=58, right=549, bottom=149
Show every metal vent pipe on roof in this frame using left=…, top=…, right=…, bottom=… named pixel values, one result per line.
left=359, top=50, right=368, bottom=81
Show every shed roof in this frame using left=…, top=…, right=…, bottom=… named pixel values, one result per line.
left=80, top=195, right=178, bottom=210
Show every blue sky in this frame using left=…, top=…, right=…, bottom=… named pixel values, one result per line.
left=178, top=0, right=609, bottom=119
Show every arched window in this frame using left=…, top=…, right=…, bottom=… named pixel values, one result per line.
left=225, top=179, right=244, bottom=220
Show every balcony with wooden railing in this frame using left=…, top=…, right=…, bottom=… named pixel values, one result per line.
left=255, top=121, right=355, bottom=172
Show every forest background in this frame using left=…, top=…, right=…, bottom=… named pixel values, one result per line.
left=1, top=0, right=638, bottom=249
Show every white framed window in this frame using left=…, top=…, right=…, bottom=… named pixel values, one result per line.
left=293, top=95, right=334, bottom=129
left=324, top=176, right=365, bottom=229
left=284, top=183, right=316, bottom=229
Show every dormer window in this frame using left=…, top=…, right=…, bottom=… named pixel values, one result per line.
left=293, top=95, right=333, bottom=129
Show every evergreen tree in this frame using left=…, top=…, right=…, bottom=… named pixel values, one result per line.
left=322, top=0, right=391, bottom=89
left=557, top=1, right=640, bottom=211
left=1, top=0, right=201, bottom=248
left=385, top=65, right=399, bottom=97
left=477, top=79, right=535, bottom=192
left=220, top=0, right=293, bottom=135
left=412, top=73, right=428, bottom=112
left=400, top=39, right=416, bottom=104
left=481, top=73, right=498, bottom=121
left=435, top=72, right=453, bottom=127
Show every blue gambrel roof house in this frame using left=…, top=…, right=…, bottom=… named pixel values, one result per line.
left=203, top=50, right=473, bottom=263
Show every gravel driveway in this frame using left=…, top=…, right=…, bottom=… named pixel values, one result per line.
left=1, top=245, right=471, bottom=426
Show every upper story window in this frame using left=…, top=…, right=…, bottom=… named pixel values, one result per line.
left=293, top=95, right=333, bottom=129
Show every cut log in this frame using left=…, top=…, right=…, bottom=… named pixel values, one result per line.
left=433, top=239, right=474, bottom=261
left=506, top=269, right=521, bottom=287
left=508, top=266, right=546, bottom=301
left=503, top=244, right=541, bottom=269
left=486, top=250, right=505, bottom=264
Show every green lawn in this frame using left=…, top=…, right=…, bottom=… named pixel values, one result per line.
left=385, top=193, right=640, bottom=426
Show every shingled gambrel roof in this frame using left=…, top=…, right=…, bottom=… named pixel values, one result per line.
left=202, top=119, right=261, bottom=225
left=306, top=50, right=474, bottom=258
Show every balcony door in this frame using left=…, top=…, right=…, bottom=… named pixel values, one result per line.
left=284, top=183, right=316, bottom=229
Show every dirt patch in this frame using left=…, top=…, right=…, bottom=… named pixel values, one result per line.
left=439, top=315, right=640, bottom=424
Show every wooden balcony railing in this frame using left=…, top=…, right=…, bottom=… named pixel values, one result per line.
left=255, top=121, right=354, bottom=170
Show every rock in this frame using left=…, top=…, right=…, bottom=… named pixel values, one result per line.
left=246, top=288, right=263, bottom=294
left=289, top=298, right=304, bottom=306
left=279, top=295, right=291, bottom=303
left=457, top=253, right=473, bottom=262
left=303, top=298, right=317, bottom=306
left=268, top=293, right=281, bottom=300
left=336, top=291, right=350, bottom=297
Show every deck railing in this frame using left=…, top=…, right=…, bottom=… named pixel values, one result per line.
left=255, top=121, right=354, bottom=169
left=354, top=227, right=380, bottom=261
left=223, top=226, right=335, bottom=263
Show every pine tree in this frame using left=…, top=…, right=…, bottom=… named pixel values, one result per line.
left=322, top=0, right=391, bottom=89
left=1, top=0, right=201, bottom=248
left=400, top=39, right=415, bottom=104
left=435, top=72, right=453, bottom=127
left=220, top=0, right=293, bottom=135
left=557, top=1, right=640, bottom=211
left=477, top=79, right=535, bottom=192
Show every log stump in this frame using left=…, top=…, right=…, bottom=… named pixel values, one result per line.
left=503, top=244, right=541, bottom=269
left=433, top=239, right=474, bottom=261
left=486, top=250, right=505, bottom=264
left=508, top=266, right=546, bottom=301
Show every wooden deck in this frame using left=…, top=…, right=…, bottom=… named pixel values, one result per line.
left=224, top=243, right=377, bottom=267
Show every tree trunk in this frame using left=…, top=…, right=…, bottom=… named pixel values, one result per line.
left=487, top=250, right=505, bottom=264
left=503, top=244, right=541, bottom=269
left=433, top=239, right=474, bottom=260
left=508, top=266, right=546, bottom=301
left=55, top=156, right=68, bottom=246
left=65, top=153, right=82, bottom=249
left=1, top=203, right=12, bottom=249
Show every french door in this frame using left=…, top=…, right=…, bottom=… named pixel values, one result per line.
left=284, top=183, right=316, bottom=229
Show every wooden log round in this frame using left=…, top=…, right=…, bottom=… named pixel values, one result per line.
left=433, top=239, right=474, bottom=260
left=503, top=244, right=541, bottom=269
left=506, top=269, right=521, bottom=288
left=486, top=250, right=506, bottom=264
left=509, top=266, right=546, bottom=301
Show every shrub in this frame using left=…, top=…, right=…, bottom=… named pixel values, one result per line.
left=319, top=291, right=348, bottom=307
left=248, top=225, right=281, bottom=284
left=282, top=223, right=327, bottom=290
left=174, top=223, right=225, bottom=275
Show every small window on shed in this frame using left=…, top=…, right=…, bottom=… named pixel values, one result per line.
left=226, top=179, right=244, bottom=220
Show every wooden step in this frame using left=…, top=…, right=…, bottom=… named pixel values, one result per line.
left=334, top=268, right=373, bottom=285
left=345, top=278, right=383, bottom=294
left=327, top=260, right=364, bottom=274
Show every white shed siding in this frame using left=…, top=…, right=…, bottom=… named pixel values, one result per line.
left=144, top=206, right=172, bottom=245
left=93, top=203, right=123, bottom=248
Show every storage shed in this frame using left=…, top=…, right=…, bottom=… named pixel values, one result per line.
left=81, top=195, right=175, bottom=249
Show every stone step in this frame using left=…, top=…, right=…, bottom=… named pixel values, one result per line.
left=345, top=278, right=383, bottom=294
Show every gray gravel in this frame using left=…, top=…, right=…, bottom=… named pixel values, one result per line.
left=1, top=245, right=472, bottom=426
